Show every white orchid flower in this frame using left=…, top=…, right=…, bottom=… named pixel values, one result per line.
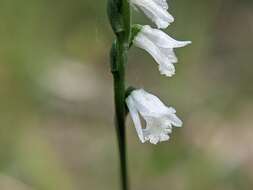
left=133, top=25, right=191, bottom=77
left=130, top=0, right=173, bottom=29
left=126, top=89, right=183, bottom=144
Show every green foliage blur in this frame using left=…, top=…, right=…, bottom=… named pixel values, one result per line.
left=0, top=0, right=253, bottom=189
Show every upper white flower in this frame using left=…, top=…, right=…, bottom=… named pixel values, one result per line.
left=130, top=0, right=173, bottom=29
left=126, top=89, right=183, bottom=144
left=133, top=25, right=191, bottom=77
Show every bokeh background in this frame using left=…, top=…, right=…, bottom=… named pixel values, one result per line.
left=0, top=0, right=253, bottom=189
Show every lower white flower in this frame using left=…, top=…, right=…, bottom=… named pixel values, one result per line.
left=130, top=0, right=173, bottom=29
left=126, top=89, right=183, bottom=144
left=133, top=25, right=191, bottom=77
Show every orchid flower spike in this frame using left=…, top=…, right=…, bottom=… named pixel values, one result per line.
left=130, top=0, right=174, bottom=29
left=126, top=89, right=183, bottom=144
left=132, top=25, right=191, bottom=77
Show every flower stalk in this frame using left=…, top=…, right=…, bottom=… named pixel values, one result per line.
left=112, top=40, right=128, bottom=190
left=108, top=0, right=131, bottom=190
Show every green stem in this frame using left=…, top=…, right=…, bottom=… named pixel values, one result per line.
left=113, top=40, right=128, bottom=190
left=113, top=2, right=130, bottom=190
left=110, top=0, right=131, bottom=189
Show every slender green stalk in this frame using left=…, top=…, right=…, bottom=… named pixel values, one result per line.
left=108, top=0, right=131, bottom=188
left=110, top=0, right=131, bottom=190
left=113, top=40, right=128, bottom=190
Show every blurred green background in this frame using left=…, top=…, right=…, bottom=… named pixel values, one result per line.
left=0, top=0, right=253, bottom=189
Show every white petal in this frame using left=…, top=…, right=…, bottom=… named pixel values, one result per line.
left=149, top=135, right=160, bottom=144
left=167, top=113, right=183, bottom=127
left=134, top=34, right=176, bottom=77
left=164, top=128, right=172, bottom=133
left=126, top=96, right=145, bottom=143
left=159, top=48, right=178, bottom=63
left=160, top=133, right=170, bottom=142
left=167, top=107, right=176, bottom=114
left=131, top=89, right=168, bottom=116
left=153, top=0, right=169, bottom=10
left=142, top=25, right=192, bottom=48
left=158, top=62, right=175, bottom=77
left=131, top=0, right=174, bottom=29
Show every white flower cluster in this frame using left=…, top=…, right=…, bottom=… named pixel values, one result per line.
left=126, top=0, right=191, bottom=144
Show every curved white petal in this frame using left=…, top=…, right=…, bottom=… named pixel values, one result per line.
left=166, top=107, right=176, bottom=114
left=134, top=33, right=176, bottom=77
left=131, top=0, right=174, bottom=29
left=133, top=34, right=163, bottom=64
left=142, top=25, right=192, bottom=48
left=166, top=112, right=183, bottom=127
left=131, top=89, right=171, bottom=117
left=153, top=0, right=169, bottom=10
left=158, top=63, right=175, bottom=77
left=160, top=133, right=170, bottom=142
left=159, top=48, right=178, bottom=63
left=126, top=96, right=145, bottom=143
